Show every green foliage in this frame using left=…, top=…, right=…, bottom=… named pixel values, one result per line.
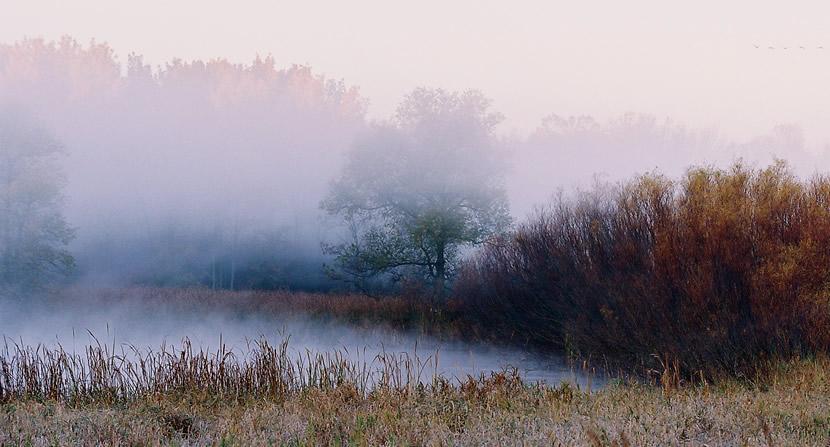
left=0, top=107, right=74, bottom=291
left=322, top=88, right=511, bottom=297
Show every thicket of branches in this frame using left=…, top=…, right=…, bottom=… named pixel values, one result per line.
left=455, top=161, right=830, bottom=376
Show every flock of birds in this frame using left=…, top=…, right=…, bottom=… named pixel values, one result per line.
left=754, top=44, right=824, bottom=50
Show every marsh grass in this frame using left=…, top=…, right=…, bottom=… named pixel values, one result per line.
left=0, top=340, right=828, bottom=445
left=0, top=336, right=454, bottom=405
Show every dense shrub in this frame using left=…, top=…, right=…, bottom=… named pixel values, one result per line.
left=455, top=161, right=830, bottom=376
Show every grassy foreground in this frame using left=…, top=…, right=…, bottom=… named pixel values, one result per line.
left=2, top=356, right=829, bottom=446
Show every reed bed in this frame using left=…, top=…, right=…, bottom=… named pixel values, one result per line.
left=1, top=349, right=828, bottom=445
left=0, top=337, right=452, bottom=405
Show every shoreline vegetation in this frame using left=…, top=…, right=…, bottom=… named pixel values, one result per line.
left=457, top=162, right=830, bottom=379
left=2, top=162, right=829, bottom=444
left=0, top=332, right=827, bottom=445
left=2, top=286, right=829, bottom=444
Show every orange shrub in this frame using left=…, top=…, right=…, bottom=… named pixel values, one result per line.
left=455, top=161, right=830, bottom=377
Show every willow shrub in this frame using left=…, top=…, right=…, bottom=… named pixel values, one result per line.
left=455, top=161, right=830, bottom=377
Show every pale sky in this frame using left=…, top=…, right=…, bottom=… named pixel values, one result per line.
left=3, top=0, right=830, bottom=146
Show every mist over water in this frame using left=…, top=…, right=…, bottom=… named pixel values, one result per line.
left=0, top=291, right=596, bottom=387
left=0, top=37, right=826, bottom=386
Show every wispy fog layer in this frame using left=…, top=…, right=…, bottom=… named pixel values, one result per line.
left=0, top=291, right=595, bottom=386
left=509, top=114, right=827, bottom=217
left=1, top=38, right=827, bottom=287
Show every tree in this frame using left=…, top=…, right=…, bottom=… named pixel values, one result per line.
left=0, top=106, right=74, bottom=291
left=322, top=88, right=511, bottom=299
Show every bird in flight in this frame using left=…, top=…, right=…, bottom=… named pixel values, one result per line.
left=755, top=44, right=825, bottom=50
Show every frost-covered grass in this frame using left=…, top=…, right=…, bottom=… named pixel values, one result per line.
left=1, top=336, right=828, bottom=445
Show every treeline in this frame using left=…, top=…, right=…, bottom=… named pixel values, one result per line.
left=0, top=37, right=366, bottom=289
left=77, top=225, right=338, bottom=291
left=455, top=162, right=830, bottom=377
left=2, top=37, right=829, bottom=293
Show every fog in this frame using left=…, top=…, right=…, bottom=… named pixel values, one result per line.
left=0, top=291, right=597, bottom=387
left=1, top=38, right=366, bottom=288
left=2, top=38, right=825, bottom=287
left=509, top=114, right=828, bottom=217
left=1, top=35, right=827, bottom=381
left=6, top=1, right=830, bottom=144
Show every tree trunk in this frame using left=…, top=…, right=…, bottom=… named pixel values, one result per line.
left=229, top=257, right=235, bottom=291
left=434, top=242, right=446, bottom=303
left=211, top=256, right=216, bottom=290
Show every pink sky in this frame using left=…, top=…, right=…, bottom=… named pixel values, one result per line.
left=4, top=0, right=830, bottom=147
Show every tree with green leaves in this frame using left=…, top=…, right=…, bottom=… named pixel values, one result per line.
left=0, top=107, right=74, bottom=291
left=322, top=88, right=511, bottom=299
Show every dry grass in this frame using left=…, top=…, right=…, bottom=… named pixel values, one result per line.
left=0, top=337, right=444, bottom=405
left=0, top=346, right=830, bottom=446
left=1, top=339, right=829, bottom=445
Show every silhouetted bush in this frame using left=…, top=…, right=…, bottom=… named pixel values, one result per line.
left=455, top=161, right=830, bottom=377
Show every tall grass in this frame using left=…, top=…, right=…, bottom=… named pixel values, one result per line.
left=0, top=337, right=447, bottom=404
left=2, top=344, right=829, bottom=445
left=455, top=161, right=830, bottom=377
